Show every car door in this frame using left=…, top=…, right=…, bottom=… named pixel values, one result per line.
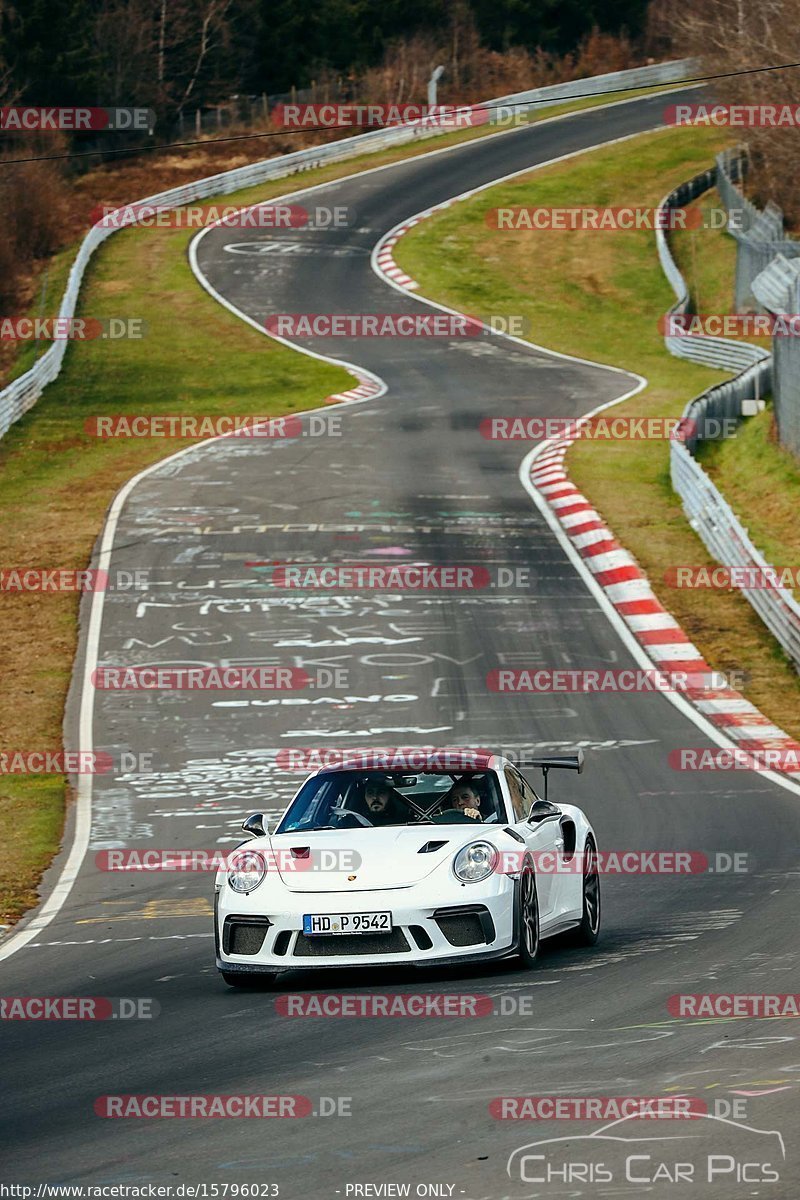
left=504, top=767, right=561, bottom=919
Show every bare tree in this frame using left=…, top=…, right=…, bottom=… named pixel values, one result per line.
left=92, top=0, right=157, bottom=108
left=177, top=0, right=233, bottom=115
left=653, top=0, right=800, bottom=221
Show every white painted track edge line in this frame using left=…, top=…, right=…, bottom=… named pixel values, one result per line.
left=0, top=84, right=706, bottom=961
left=368, top=121, right=800, bottom=800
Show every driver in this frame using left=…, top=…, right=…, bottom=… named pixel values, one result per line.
left=441, top=780, right=482, bottom=821
left=361, top=778, right=407, bottom=826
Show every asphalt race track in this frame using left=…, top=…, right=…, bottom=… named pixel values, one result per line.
left=2, top=89, right=799, bottom=1197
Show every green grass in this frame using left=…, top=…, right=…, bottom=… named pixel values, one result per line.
left=7, top=247, right=77, bottom=382
left=699, top=405, right=800, bottom=600
left=397, top=127, right=730, bottom=397
left=0, top=225, right=350, bottom=926
left=394, top=124, right=800, bottom=742
left=670, top=189, right=736, bottom=316
left=0, top=80, right=689, bottom=927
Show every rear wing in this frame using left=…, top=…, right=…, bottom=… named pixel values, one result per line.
left=527, top=750, right=584, bottom=802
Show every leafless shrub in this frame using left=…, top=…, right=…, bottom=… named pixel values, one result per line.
left=0, top=140, right=70, bottom=308
left=356, top=22, right=640, bottom=108
left=651, top=0, right=800, bottom=223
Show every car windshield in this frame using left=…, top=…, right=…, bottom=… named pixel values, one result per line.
left=275, top=770, right=505, bottom=833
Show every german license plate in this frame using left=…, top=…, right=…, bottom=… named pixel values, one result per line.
left=303, top=911, right=392, bottom=935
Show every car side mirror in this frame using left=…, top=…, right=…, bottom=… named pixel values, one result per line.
left=241, top=812, right=267, bottom=838
left=528, top=799, right=560, bottom=823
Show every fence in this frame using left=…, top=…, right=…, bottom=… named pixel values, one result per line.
left=656, top=164, right=769, bottom=375
left=752, top=254, right=800, bottom=458
left=173, top=80, right=351, bottom=139
left=715, top=147, right=800, bottom=312
left=658, top=166, right=800, bottom=672
left=670, top=434, right=800, bottom=671
left=0, top=58, right=694, bottom=444
left=715, top=147, right=800, bottom=458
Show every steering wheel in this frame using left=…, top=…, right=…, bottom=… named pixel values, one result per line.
left=330, top=806, right=373, bottom=828
left=431, top=808, right=479, bottom=824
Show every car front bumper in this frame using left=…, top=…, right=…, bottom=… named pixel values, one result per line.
left=215, top=876, right=518, bottom=972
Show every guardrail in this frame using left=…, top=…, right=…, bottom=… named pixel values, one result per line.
left=656, top=164, right=769, bottom=374
left=0, top=59, right=695, bottom=444
left=714, top=146, right=760, bottom=232
left=714, top=146, right=800, bottom=312
left=658, top=166, right=800, bottom=672
left=670, top=437, right=800, bottom=669
left=752, top=254, right=800, bottom=459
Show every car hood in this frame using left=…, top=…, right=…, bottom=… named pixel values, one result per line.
left=262, top=825, right=495, bottom=892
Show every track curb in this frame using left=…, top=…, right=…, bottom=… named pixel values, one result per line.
left=372, top=156, right=800, bottom=782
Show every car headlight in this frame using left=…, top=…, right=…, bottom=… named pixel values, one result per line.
left=453, top=841, right=498, bottom=883
left=227, top=849, right=267, bottom=894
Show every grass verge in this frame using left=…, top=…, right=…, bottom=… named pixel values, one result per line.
left=394, top=124, right=800, bottom=742
left=699, top=408, right=800, bottom=599
left=672, top=193, right=800, bottom=594
left=0, top=82, right=686, bottom=926
left=0, top=81, right=689, bottom=392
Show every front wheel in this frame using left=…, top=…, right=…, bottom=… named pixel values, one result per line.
left=516, top=858, right=540, bottom=967
left=569, top=836, right=601, bottom=946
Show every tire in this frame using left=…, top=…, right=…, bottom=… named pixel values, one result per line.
left=516, top=857, right=540, bottom=967
left=220, top=970, right=278, bottom=989
left=569, top=835, right=601, bottom=946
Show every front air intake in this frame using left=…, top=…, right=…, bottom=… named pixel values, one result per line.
left=293, top=929, right=411, bottom=957
left=433, top=905, right=495, bottom=947
left=223, top=915, right=272, bottom=956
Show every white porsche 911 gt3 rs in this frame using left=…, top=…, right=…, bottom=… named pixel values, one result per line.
left=215, top=750, right=600, bottom=986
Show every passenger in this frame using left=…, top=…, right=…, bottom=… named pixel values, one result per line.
left=362, top=778, right=406, bottom=826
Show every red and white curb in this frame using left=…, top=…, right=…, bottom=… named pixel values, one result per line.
left=375, top=226, right=420, bottom=290
left=529, top=435, right=800, bottom=773
left=374, top=200, right=461, bottom=290
left=373, top=192, right=800, bottom=781
left=323, top=375, right=384, bottom=405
